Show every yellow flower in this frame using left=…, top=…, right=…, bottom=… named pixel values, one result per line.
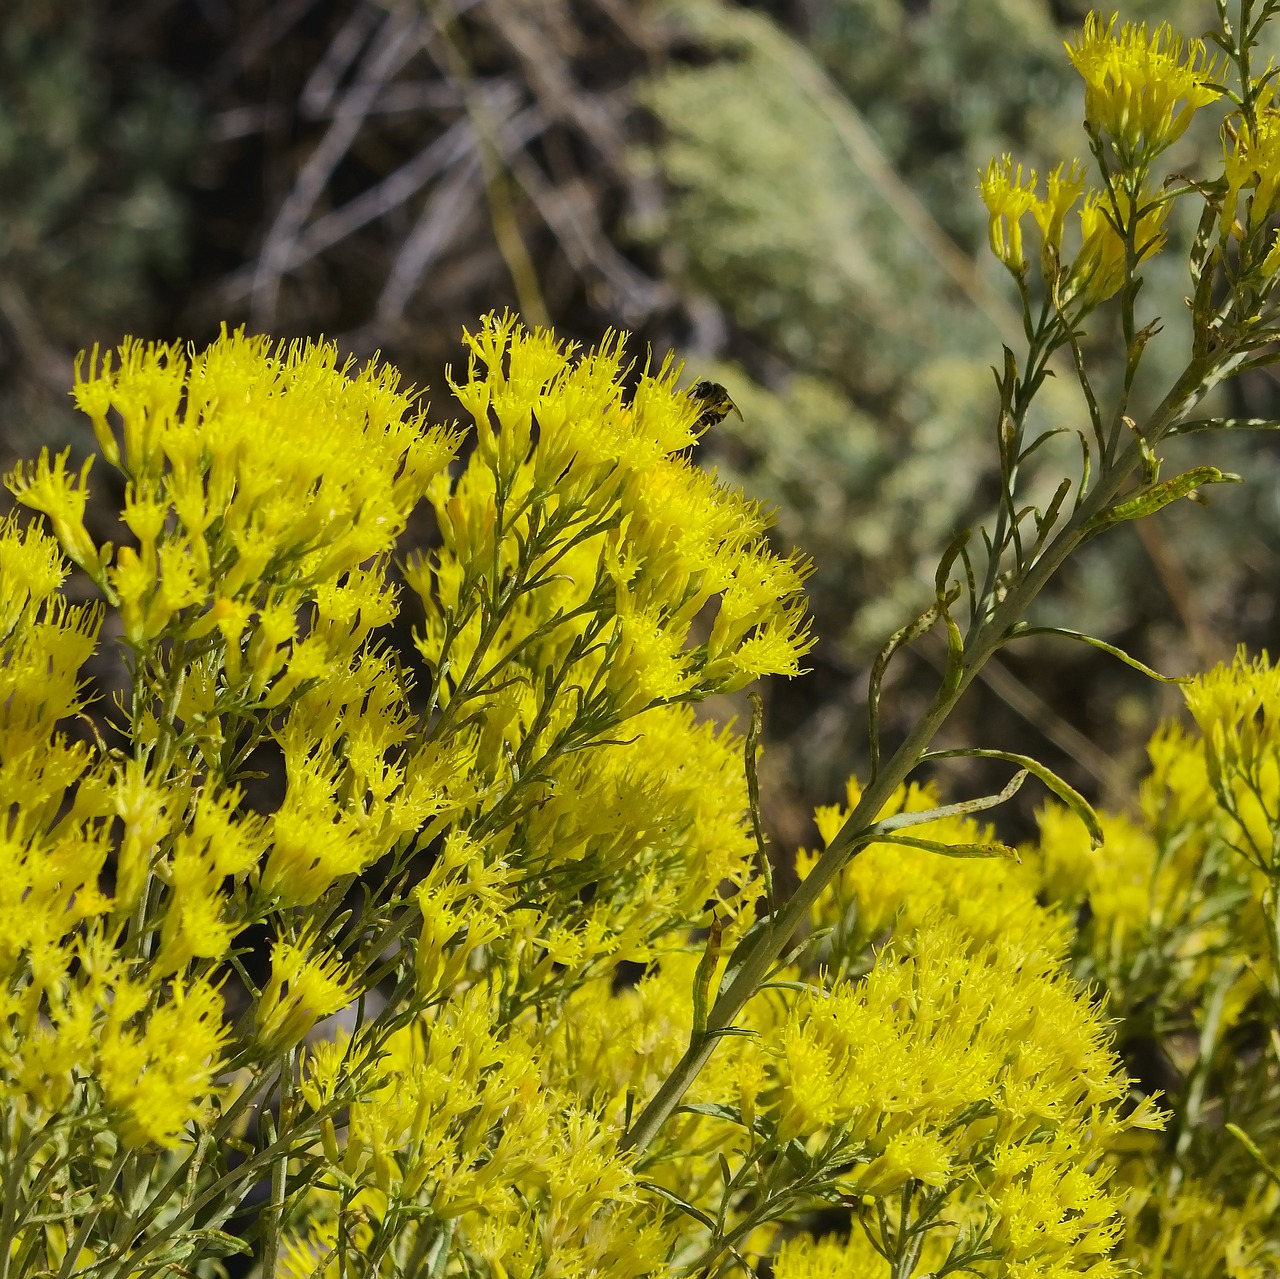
left=97, top=975, right=229, bottom=1149
left=1183, top=646, right=1280, bottom=767
left=1066, top=12, right=1223, bottom=159
left=980, top=158, right=1089, bottom=281
left=4, top=448, right=102, bottom=578
left=980, top=155, right=1040, bottom=272
left=1031, top=160, right=1087, bottom=262
left=0, top=514, right=67, bottom=632
left=413, top=314, right=813, bottom=738
left=255, top=928, right=355, bottom=1053
left=111, top=760, right=174, bottom=914
left=1181, top=647, right=1280, bottom=872
left=60, top=328, right=461, bottom=666
left=1223, top=104, right=1280, bottom=239
left=1070, top=184, right=1169, bottom=304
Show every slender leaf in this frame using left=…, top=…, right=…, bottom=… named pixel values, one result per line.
left=1166, top=415, right=1280, bottom=436
left=874, top=833, right=1021, bottom=860
left=870, top=768, right=1028, bottom=835
left=1004, top=624, right=1191, bottom=684
left=924, top=747, right=1103, bottom=846
left=1084, top=466, right=1241, bottom=535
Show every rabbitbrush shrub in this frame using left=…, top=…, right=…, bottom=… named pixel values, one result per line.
left=4, top=6, right=1280, bottom=1278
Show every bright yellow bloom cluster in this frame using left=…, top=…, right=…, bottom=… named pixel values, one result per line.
left=773, top=1228, right=953, bottom=1279
left=980, top=157, right=1085, bottom=275
left=1222, top=96, right=1280, bottom=255
left=0, top=313, right=823, bottom=1274
left=1066, top=13, right=1223, bottom=160
left=94, top=966, right=230, bottom=1148
left=290, top=991, right=673, bottom=1278
left=8, top=329, right=460, bottom=649
left=544, top=906, right=1155, bottom=1276
left=776, top=917, right=1153, bottom=1268
left=1183, top=647, right=1280, bottom=873
left=409, top=313, right=812, bottom=731
left=1074, top=183, right=1169, bottom=302
left=980, top=155, right=1167, bottom=302
left=0, top=514, right=230, bottom=1151
left=978, top=11, right=1220, bottom=301
left=789, top=651, right=1280, bottom=1278
left=16, top=297, right=1280, bottom=1278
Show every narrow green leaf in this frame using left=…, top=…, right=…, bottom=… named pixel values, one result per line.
left=1166, top=416, right=1280, bottom=437
left=185, top=1230, right=253, bottom=1258
left=676, top=1102, right=747, bottom=1125
left=875, top=833, right=1020, bottom=861
left=692, top=917, right=725, bottom=1036
left=1085, top=466, right=1241, bottom=535
left=870, top=768, right=1028, bottom=834
left=639, top=1181, right=721, bottom=1231
left=1005, top=625, right=1191, bottom=684
left=426, top=1220, right=455, bottom=1278
left=1034, top=478, right=1073, bottom=543
left=1226, top=1123, right=1280, bottom=1191
left=766, top=925, right=834, bottom=982
left=746, top=692, right=774, bottom=914
left=868, top=600, right=944, bottom=779
left=934, top=528, right=972, bottom=601
left=924, top=747, right=1103, bottom=847
left=1016, top=427, right=1070, bottom=467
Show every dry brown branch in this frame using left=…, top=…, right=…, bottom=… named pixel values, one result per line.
left=250, top=6, right=427, bottom=327
left=375, top=158, right=485, bottom=324
left=221, top=87, right=536, bottom=304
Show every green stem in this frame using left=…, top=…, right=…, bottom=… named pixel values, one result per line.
left=0, top=1111, right=36, bottom=1279
left=258, top=1049, right=295, bottom=1279
left=54, top=1146, right=130, bottom=1279
left=622, top=355, right=1216, bottom=1157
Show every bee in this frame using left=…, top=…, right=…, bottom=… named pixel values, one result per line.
left=689, top=380, right=743, bottom=430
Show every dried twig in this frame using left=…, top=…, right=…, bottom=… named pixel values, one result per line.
left=249, top=6, right=426, bottom=327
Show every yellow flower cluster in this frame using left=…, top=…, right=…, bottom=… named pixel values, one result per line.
left=408, top=312, right=812, bottom=735
left=980, top=156, right=1168, bottom=302
left=980, top=158, right=1083, bottom=275
left=1223, top=97, right=1280, bottom=256
left=1183, top=647, right=1280, bottom=873
left=542, top=905, right=1155, bottom=1277
left=289, top=991, right=673, bottom=1279
left=1065, top=13, right=1223, bottom=161
left=0, top=314, right=822, bottom=1275
left=774, top=917, right=1154, bottom=1273
left=0, top=515, right=229, bottom=1151
left=9, top=330, right=459, bottom=650
left=13, top=298, right=1280, bottom=1278
left=1114, top=1171, right=1279, bottom=1279
left=786, top=650, right=1280, bottom=1278
left=1032, top=732, right=1267, bottom=1025
left=977, top=11, right=1231, bottom=301
left=773, top=1227, right=953, bottom=1279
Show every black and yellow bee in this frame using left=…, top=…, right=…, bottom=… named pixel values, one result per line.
left=689, top=380, right=743, bottom=430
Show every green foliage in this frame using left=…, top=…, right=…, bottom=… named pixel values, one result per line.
left=0, top=0, right=196, bottom=466
left=639, top=0, right=1280, bottom=799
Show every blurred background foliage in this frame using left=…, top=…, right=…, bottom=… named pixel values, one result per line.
left=4, top=0, right=1279, bottom=845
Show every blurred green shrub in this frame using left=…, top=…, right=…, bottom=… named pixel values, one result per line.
left=638, top=0, right=1280, bottom=802
left=0, top=0, right=195, bottom=462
